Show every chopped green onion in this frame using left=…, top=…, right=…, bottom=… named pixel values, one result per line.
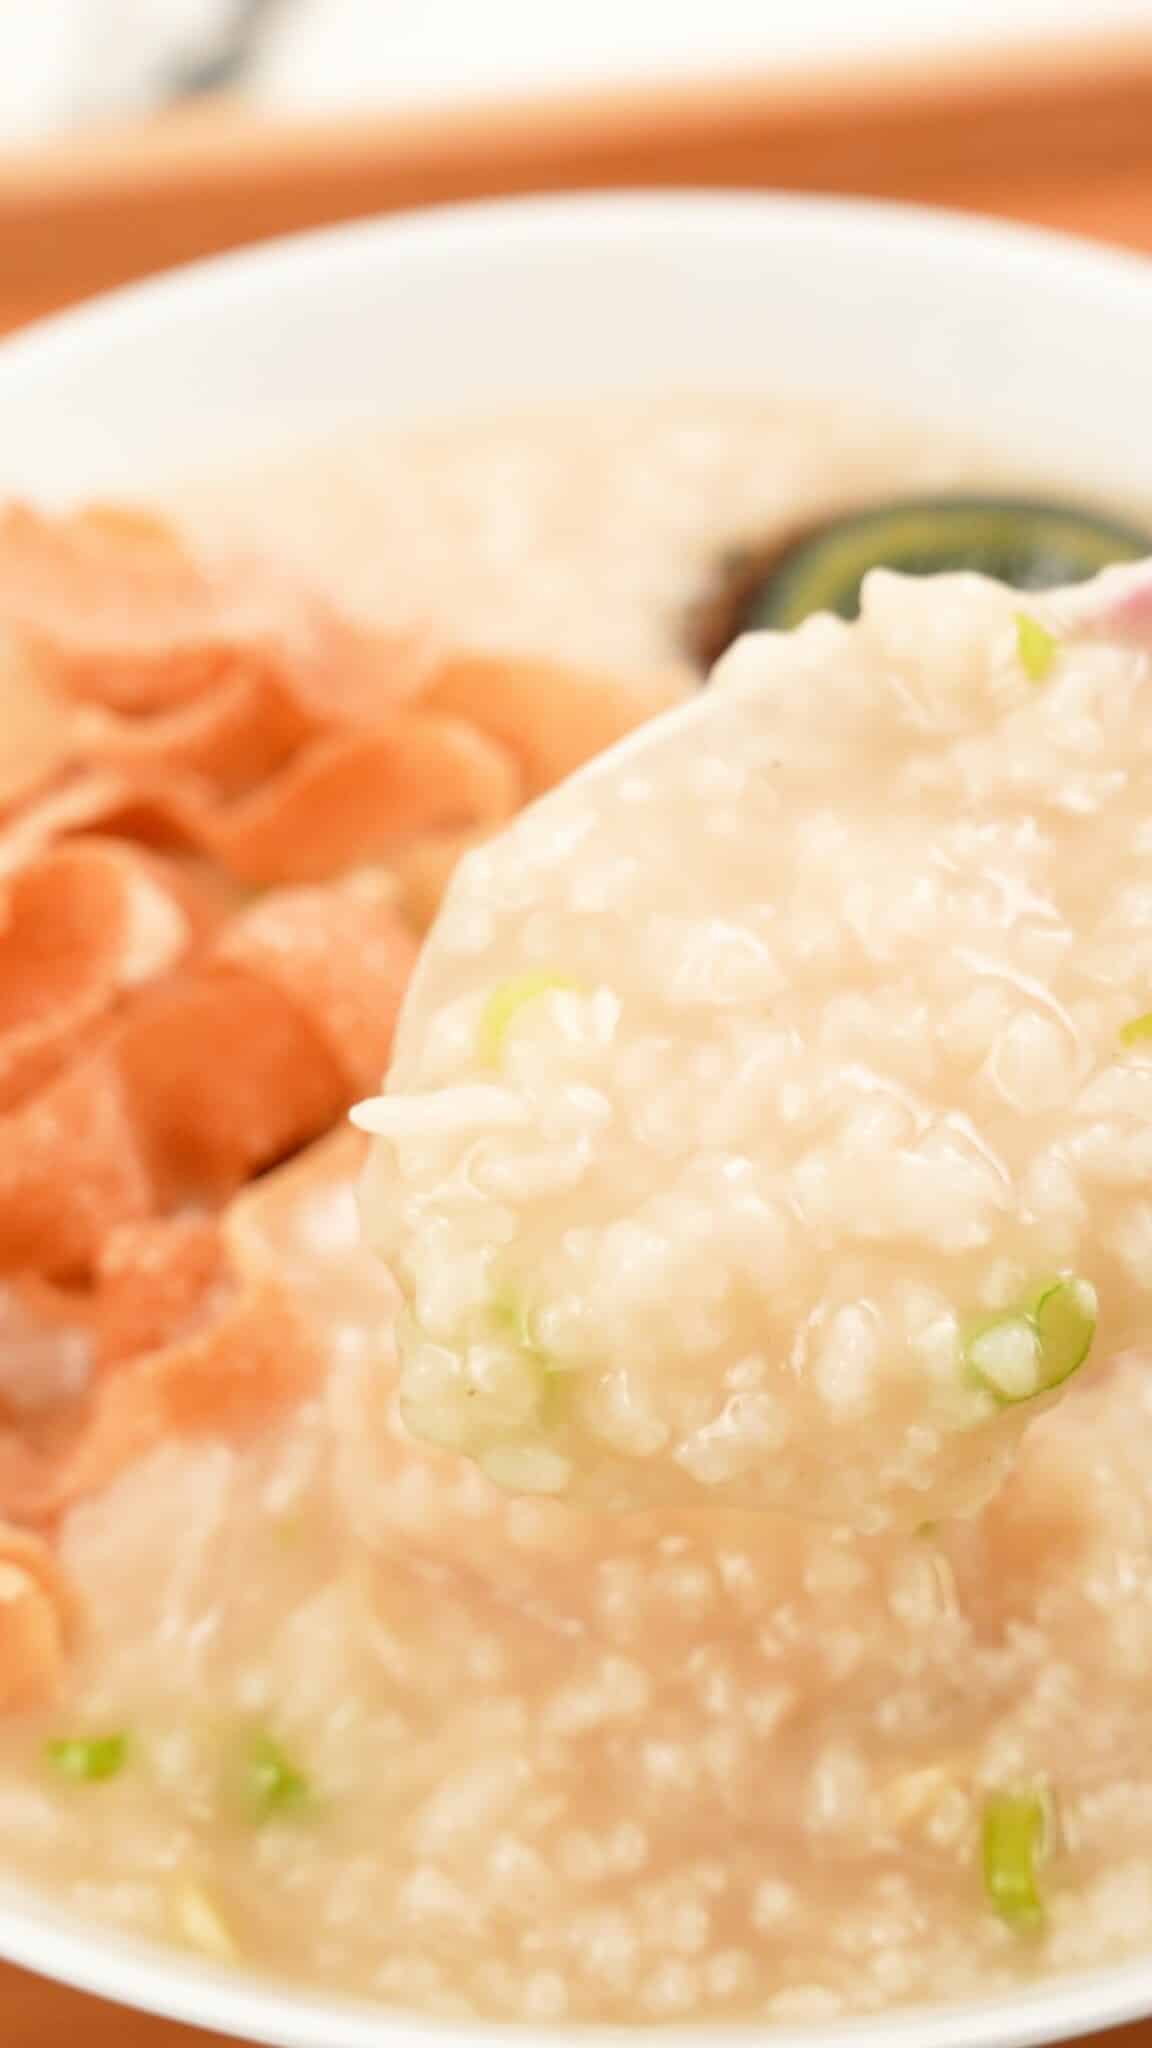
left=478, top=972, right=576, bottom=1067
left=966, top=1316, right=1040, bottom=1403
left=490, top=1285, right=541, bottom=1353
left=490, top=1286, right=570, bottom=1425
left=1120, top=1010, right=1152, bottom=1048
left=1014, top=611, right=1059, bottom=683
left=241, top=1731, right=309, bottom=1820
left=1032, top=1276, right=1098, bottom=1390
left=966, top=1274, right=1096, bottom=1407
left=982, top=1786, right=1050, bottom=1929
left=46, top=1732, right=128, bottom=1783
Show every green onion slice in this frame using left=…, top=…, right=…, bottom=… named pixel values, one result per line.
left=478, top=973, right=577, bottom=1067
left=241, top=1730, right=309, bottom=1820
left=966, top=1316, right=1040, bottom=1403
left=982, top=1785, right=1050, bottom=1929
left=966, top=1275, right=1096, bottom=1406
left=490, top=1286, right=570, bottom=1425
left=46, top=1732, right=128, bottom=1783
left=1014, top=611, right=1059, bottom=683
left=490, top=1285, right=541, bottom=1354
left=1032, top=1276, right=1098, bottom=1389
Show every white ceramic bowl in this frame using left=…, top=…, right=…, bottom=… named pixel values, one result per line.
left=1, top=191, right=1152, bottom=2048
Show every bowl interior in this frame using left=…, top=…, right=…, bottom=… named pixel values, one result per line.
left=1, top=191, right=1152, bottom=2048
left=3, top=192, right=1152, bottom=501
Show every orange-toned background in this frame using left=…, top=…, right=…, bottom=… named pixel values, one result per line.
left=1, top=1964, right=1149, bottom=2048
left=3, top=34, right=1152, bottom=338
left=3, top=37, right=1152, bottom=2045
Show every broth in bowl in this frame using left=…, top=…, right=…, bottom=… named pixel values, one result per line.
left=0, top=383, right=1150, bottom=2031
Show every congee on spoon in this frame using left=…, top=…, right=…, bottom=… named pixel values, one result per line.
left=359, top=566, right=1150, bottom=1528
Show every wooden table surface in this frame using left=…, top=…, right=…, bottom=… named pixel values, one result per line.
left=3, top=30, right=1152, bottom=335
left=0, top=1963, right=234, bottom=2045
left=0, top=1968, right=1148, bottom=2048
left=4, top=35, right=1152, bottom=2044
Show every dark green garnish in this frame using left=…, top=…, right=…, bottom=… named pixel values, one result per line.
left=692, top=496, right=1150, bottom=662
left=46, top=1732, right=128, bottom=1783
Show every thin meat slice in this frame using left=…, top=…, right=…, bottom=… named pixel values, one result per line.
left=0, top=503, right=420, bottom=722
left=0, top=768, right=246, bottom=878
left=388, top=826, right=495, bottom=932
left=93, top=1215, right=226, bottom=1367
left=17, top=715, right=520, bottom=898
left=0, top=504, right=241, bottom=711
left=49, top=1276, right=317, bottom=1516
left=85, top=665, right=321, bottom=800
left=0, top=839, right=220, bottom=1114
left=0, top=1151, right=334, bottom=1528
left=0, top=1524, right=73, bottom=1708
left=202, top=714, right=522, bottom=886
left=0, top=1222, right=225, bottom=1420
left=0, top=771, right=179, bottom=878
left=0, top=502, right=688, bottom=1644
left=420, top=649, right=683, bottom=793
left=219, top=874, right=419, bottom=1095
left=0, top=859, right=411, bottom=1275
left=146, top=1274, right=319, bottom=1437
left=0, top=633, right=75, bottom=813
left=0, top=1056, right=153, bottom=1279
left=110, top=962, right=349, bottom=1205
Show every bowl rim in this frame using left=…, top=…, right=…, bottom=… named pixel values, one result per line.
left=3, top=187, right=1152, bottom=2048
left=5, top=185, right=1152, bottom=392
left=5, top=1869, right=1152, bottom=2048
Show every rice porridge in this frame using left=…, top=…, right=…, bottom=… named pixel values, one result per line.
left=173, top=396, right=1049, bottom=677
left=1, top=398, right=1151, bottom=2028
